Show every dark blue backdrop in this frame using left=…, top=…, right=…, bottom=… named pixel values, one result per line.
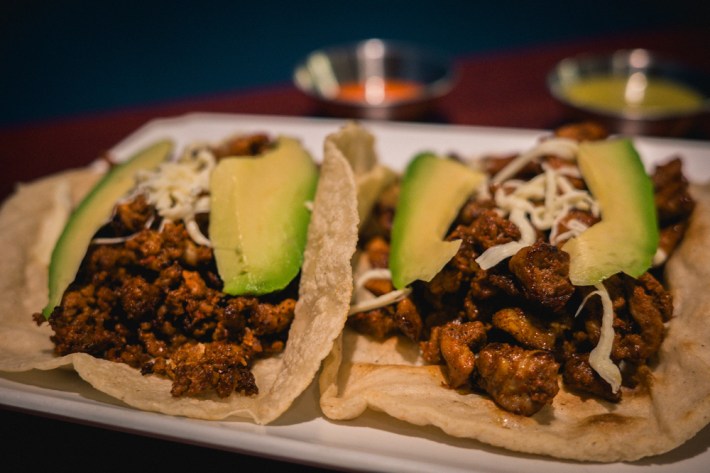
left=2, top=0, right=707, bottom=126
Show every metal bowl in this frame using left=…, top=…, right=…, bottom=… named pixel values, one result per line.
left=547, top=49, right=710, bottom=136
left=293, top=39, right=455, bottom=121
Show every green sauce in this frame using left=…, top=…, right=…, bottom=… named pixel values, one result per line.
left=564, top=75, right=705, bottom=115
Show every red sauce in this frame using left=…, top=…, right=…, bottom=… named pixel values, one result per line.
left=335, top=78, right=423, bottom=104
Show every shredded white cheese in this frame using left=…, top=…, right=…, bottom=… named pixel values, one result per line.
left=92, top=234, right=139, bottom=245
left=348, top=267, right=413, bottom=315
left=475, top=208, right=536, bottom=270
left=475, top=142, right=599, bottom=269
left=575, top=284, right=622, bottom=393
left=349, top=288, right=413, bottom=315
left=491, top=137, right=579, bottom=184
left=131, top=143, right=216, bottom=246
left=652, top=247, right=668, bottom=267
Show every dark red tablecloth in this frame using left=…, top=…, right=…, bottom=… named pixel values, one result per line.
left=1, top=27, right=708, bottom=472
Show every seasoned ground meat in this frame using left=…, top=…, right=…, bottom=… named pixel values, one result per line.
left=43, top=210, right=296, bottom=399
left=475, top=343, right=560, bottom=416
left=111, top=194, right=154, bottom=234
left=165, top=340, right=259, bottom=397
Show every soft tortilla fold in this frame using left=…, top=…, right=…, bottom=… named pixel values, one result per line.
left=0, top=140, right=359, bottom=424
left=319, top=140, right=710, bottom=460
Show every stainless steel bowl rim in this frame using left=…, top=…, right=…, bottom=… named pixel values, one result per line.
left=293, top=38, right=456, bottom=107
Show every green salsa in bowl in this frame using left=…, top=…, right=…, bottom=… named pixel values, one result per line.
left=548, top=49, right=709, bottom=136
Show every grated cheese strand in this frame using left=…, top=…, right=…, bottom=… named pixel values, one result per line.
left=354, top=268, right=394, bottom=290
left=491, top=137, right=579, bottom=184
left=575, top=284, right=622, bottom=393
left=349, top=288, right=413, bottom=316
left=132, top=143, right=216, bottom=246
left=475, top=208, right=536, bottom=270
left=476, top=139, right=600, bottom=269
left=349, top=267, right=413, bottom=315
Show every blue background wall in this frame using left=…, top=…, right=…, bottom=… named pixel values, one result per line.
left=2, top=0, right=707, bottom=126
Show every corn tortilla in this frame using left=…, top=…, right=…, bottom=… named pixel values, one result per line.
left=0, top=140, right=359, bottom=424
left=319, top=126, right=710, bottom=461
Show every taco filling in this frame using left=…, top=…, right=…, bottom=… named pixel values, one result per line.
left=347, top=122, right=695, bottom=416
left=33, top=133, right=317, bottom=399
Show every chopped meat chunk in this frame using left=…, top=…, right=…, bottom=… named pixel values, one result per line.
left=364, top=236, right=390, bottom=269
left=363, top=278, right=394, bottom=297
left=553, top=121, right=609, bottom=141
left=426, top=267, right=463, bottom=296
left=484, top=154, right=541, bottom=181
left=393, top=297, right=422, bottom=342
left=653, top=157, right=695, bottom=225
left=362, top=183, right=399, bottom=239
left=475, top=343, right=560, bottom=416
left=563, top=354, right=621, bottom=402
left=438, top=321, right=487, bottom=388
left=508, top=241, right=574, bottom=313
left=457, top=198, right=497, bottom=226
left=347, top=296, right=421, bottom=342
left=463, top=209, right=522, bottom=252
left=213, top=133, right=271, bottom=159
left=658, top=221, right=690, bottom=262
left=348, top=308, right=397, bottom=340
left=616, top=273, right=668, bottom=362
left=492, top=307, right=556, bottom=351
left=580, top=274, right=670, bottom=365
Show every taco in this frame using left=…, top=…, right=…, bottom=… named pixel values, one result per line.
left=0, top=128, right=358, bottom=424
left=319, top=122, right=710, bottom=461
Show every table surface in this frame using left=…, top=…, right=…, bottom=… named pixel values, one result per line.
left=1, top=27, right=709, bottom=471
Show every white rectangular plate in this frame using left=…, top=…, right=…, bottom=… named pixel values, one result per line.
left=2, top=113, right=709, bottom=472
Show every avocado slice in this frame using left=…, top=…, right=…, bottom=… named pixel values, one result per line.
left=210, top=136, right=318, bottom=295
left=390, top=153, right=486, bottom=290
left=43, top=140, right=174, bottom=318
left=562, top=138, right=659, bottom=286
